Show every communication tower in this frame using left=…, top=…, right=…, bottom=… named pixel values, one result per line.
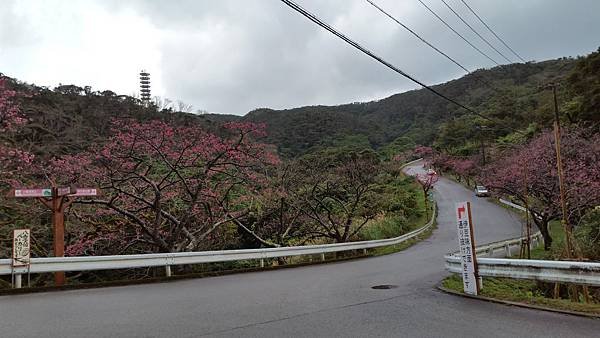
left=139, top=70, right=151, bottom=105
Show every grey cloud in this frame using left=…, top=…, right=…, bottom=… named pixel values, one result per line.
left=3, top=0, right=600, bottom=115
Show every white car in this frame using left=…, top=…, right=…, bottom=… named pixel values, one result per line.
left=475, top=185, right=489, bottom=197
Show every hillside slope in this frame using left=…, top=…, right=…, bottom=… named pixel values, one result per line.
left=241, top=58, right=579, bottom=156
left=5, top=51, right=599, bottom=159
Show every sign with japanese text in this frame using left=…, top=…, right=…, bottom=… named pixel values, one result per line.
left=12, top=229, right=31, bottom=267
left=69, top=188, right=98, bottom=197
left=12, top=187, right=98, bottom=198
left=455, top=201, right=479, bottom=295
left=14, top=188, right=52, bottom=198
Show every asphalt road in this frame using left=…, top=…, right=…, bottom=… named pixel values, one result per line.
left=1, top=161, right=598, bottom=337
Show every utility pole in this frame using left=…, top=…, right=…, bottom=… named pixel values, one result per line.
left=543, top=83, right=590, bottom=302
left=545, top=83, right=574, bottom=259
left=520, top=160, right=531, bottom=259
left=475, top=125, right=487, bottom=166
left=480, top=138, right=486, bottom=166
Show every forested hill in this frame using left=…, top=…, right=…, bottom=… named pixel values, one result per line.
left=3, top=50, right=599, bottom=160
left=239, top=57, right=584, bottom=157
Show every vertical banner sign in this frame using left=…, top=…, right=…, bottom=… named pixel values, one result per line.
left=12, top=229, right=31, bottom=267
left=455, top=202, right=479, bottom=295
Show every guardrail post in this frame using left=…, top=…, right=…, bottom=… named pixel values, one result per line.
left=14, top=274, right=22, bottom=288
left=487, top=248, right=493, bottom=257
left=260, top=259, right=265, bottom=268
left=320, top=253, right=325, bottom=261
left=505, top=244, right=511, bottom=257
left=363, top=249, right=367, bottom=256
left=165, top=265, right=172, bottom=277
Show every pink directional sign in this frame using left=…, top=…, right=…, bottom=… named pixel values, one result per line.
left=57, top=187, right=71, bottom=196
left=14, top=188, right=52, bottom=198
left=69, top=188, right=98, bottom=197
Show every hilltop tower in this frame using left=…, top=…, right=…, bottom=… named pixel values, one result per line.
left=139, top=70, right=151, bottom=105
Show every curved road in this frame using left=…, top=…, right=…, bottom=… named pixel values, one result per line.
left=1, top=162, right=598, bottom=337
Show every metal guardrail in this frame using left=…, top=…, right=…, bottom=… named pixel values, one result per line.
left=472, top=232, right=543, bottom=258
left=445, top=255, right=600, bottom=286
left=1, top=203, right=436, bottom=278
left=498, top=198, right=527, bottom=212
left=445, top=199, right=600, bottom=286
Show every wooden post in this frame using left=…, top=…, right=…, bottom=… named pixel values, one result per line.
left=10, top=187, right=98, bottom=287
left=51, top=187, right=66, bottom=286
left=466, top=202, right=481, bottom=294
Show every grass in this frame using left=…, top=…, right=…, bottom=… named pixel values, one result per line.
left=442, top=274, right=600, bottom=314
left=362, top=175, right=436, bottom=256
left=369, top=219, right=436, bottom=256
left=442, top=221, right=600, bottom=315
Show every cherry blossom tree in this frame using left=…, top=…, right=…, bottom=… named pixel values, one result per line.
left=241, top=163, right=310, bottom=247
left=482, top=128, right=600, bottom=249
left=296, top=152, right=382, bottom=243
left=51, top=119, right=279, bottom=253
left=434, top=155, right=450, bottom=174
left=0, top=77, right=33, bottom=179
left=413, top=145, right=433, bottom=159
left=416, top=172, right=439, bottom=219
left=450, top=158, right=477, bottom=186
left=386, top=151, right=412, bottom=178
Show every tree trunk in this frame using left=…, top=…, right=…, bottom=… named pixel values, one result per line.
left=533, top=215, right=553, bottom=250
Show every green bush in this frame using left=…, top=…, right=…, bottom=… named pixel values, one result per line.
left=575, top=209, right=600, bottom=260
left=359, top=215, right=408, bottom=241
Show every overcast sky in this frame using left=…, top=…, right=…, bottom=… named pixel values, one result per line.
left=1, top=0, right=599, bottom=115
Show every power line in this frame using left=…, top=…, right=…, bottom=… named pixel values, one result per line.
left=365, top=0, right=469, bottom=73
left=365, top=0, right=499, bottom=92
left=416, top=0, right=500, bottom=66
left=279, top=0, right=522, bottom=134
left=440, top=0, right=513, bottom=63
left=460, top=0, right=526, bottom=63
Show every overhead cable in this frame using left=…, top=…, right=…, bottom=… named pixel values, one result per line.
left=365, top=0, right=499, bottom=91
left=460, top=0, right=526, bottom=63
left=439, top=0, right=513, bottom=63
left=279, top=0, right=522, bottom=133
left=365, top=0, right=469, bottom=73
left=416, top=0, right=500, bottom=66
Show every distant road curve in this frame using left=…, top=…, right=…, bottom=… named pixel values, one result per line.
left=1, top=161, right=598, bottom=337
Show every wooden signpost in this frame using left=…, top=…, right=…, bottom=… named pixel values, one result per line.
left=455, top=201, right=480, bottom=295
left=9, top=186, right=98, bottom=286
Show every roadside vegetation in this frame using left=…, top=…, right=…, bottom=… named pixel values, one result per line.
left=1, top=48, right=598, bottom=290
left=1, top=74, right=434, bottom=288
left=431, top=49, right=600, bottom=313
left=442, top=221, right=600, bottom=314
